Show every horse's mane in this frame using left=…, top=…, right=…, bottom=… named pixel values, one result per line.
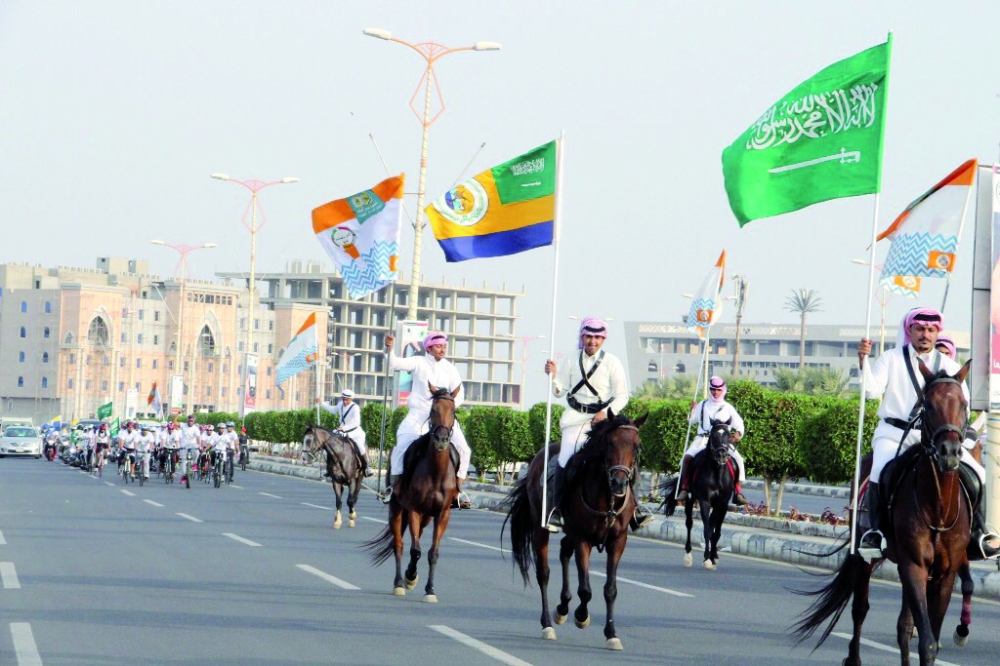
left=578, top=415, right=633, bottom=462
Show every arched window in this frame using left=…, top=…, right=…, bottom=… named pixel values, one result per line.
left=42, top=352, right=49, bottom=363
left=43, top=327, right=50, bottom=339
left=64, top=332, right=74, bottom=345
left=199, top=325, right=216, bottom=355
left=19, top=327, right=26, bottom=338
left=17, top=377, right=24, bottom=388
left=674, top=362, right=686, bottom=374
left=44, top=301, right=51, bottom=313
left=20, top=301, right=27, bottom=313
left=18, top=352, right=25, bottom=362
left=41, top=377, right=48, bottom=389
left=87, top=316, right=110, bottom=347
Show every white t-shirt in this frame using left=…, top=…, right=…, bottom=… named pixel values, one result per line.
left=134, top=433, right=155, bottom=453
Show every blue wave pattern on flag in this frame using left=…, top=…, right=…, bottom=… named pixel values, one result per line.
left=339, top=241, right=398, bottom=299
left=275, top=343, right=318, bottom=385
left=880, top=232, right=957, bottom=278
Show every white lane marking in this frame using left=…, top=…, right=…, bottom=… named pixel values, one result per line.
left=10, top=623, right=42, bottom=665
left=296, top=564, right=360, bottom=590
left=362, top=516, right=387, bottom=524
left=428, top=625, right=532, bottom=666
left=0, top=530, right=6, bottom=545
left=143, top=500, right=164, bottom=508
left=258, top=492, right=282, bottom=499
left=447, top=537, right=693, bottom=598
left=120, top=489, right=135, bottom=497
left=104, top=482, right=115, bottom=487
left=831, top=632, right=959, bottom=666
left=230, top=484, right=243, bottom=489
left=0, top=562, right=21, bottom=589
left=302, top=502, right=333, bottom=510
left=223, top=532, right=262, bottom=547
left=176, top=513, right=203, bottom=523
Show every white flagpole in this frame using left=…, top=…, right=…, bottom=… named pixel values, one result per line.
left=680, top=330, right=711, bottom=454
left=315, top=363, right=321, bottom=425
left=940, top=165, right=976, bottom=313
left=541, top=131, right=565, bottom=527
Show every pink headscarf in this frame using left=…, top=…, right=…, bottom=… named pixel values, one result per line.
left=578, top=317, right=608, bottom=349
left=708, top=376, right=727, bottom=402
left=935, top=334, right=956, bottom=359
left=423, top=332, right=448, bottom=350
left=897, top=307, right=943, bottom=348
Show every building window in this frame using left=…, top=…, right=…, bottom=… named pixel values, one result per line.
left=120, top=357, right=125, bottom=368
left=238, top=342, right=244, bottom=351
left=266, top=389, right=271, bottom=399
left=43, top=326, right=50, bottom=338
left=121, top=332, right=126, bottom=343
left=253, top=342, right=258, bottom=353
left=41, top=377, right=48, bottom=389
left=206, top=386, right=212, bottom=396
left=119, top=382, right=124, bottom=391
left=200, top=325, right=216, bottom=355
left=267, top=344, right=273, bottom=354
left=208, top=362, right=213, bottom=373
left=85, top=380, right=91, bottom=390
left=103, top=356, right=109, bottom=366
left=17, top=377, right=24, bottom=387
left=42, top=352, right=48, bottom=363
left=266, top=366, right=272, bottom=377
left=68, top=378, right=73, bottom=389
left=137, top=334, right=143, bottom=344
left=18, top=351, right=25, bottom=362
left=152, top=359, right=158, bottom=369
left=154, top=311, right=160, bottom=322
left=20, top=301, right=27, bottom=313
left=135, top=382, right=140, bottom=391
left=138, top=310, right=144, bottom=320
left=269, top=321, right=274, bottom=331
left=136, top=358, right=141, bottom=369
left=184, top=361, right=189, bottom=371
left=254, top=319, right=260, bottom=330
left=69, top=353, right=75, bottom=363
left=44, top=301, right=51, bottom=313
left=221, top=387, right=227, bottom=397
left=19, top=327, right=26, bottom=338
left=101, top=380, right=108, bottom=391
left=153, top=335, right=159, bottom=346
left=88, top=316, right=110, bottom=346
left=168, top=360, right=173, bottom=370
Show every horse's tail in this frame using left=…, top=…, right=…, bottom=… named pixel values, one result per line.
left=361, top=510, right=408, bottom=566
left=500, top=477, right=534, bottom=586
left=790, top=552, right=868, bottom=647
left=660, top=476, right=679, bottom=517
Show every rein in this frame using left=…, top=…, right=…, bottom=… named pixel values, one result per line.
left=577, top=424, right=639, bottom=533
left=424, top=391, right=456, bottom=441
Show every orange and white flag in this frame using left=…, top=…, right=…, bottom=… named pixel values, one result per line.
left=687, top=251, right=725, bottom=338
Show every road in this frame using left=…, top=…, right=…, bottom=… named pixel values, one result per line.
left=2, top=459, right=998, bottom=665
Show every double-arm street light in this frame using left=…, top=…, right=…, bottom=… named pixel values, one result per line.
left=852, top=258, right=892, bottom=354
left=503, top=334, right=545, bottom=408
left=210, top=174, right=298, bottom=414
left=362, top=27, right=500, bottom=321
left=151, top=240, right=217, bottom=415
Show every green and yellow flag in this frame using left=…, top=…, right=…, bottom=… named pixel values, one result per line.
left=722, top=38, right=891, bottom=227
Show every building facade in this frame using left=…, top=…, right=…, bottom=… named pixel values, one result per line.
left=623, top=320, right=970, bottom=392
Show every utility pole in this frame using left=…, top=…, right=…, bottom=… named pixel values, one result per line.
left=732, top=275, right=748, bottom=376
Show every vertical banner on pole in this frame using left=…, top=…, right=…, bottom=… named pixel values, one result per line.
left=394, top=320, right=429, bottom=406
left=244, top=353, right=259, bottom=415
left=169, top=374, right=184, bottom=416
left=125, top=388, right=138, bottom=420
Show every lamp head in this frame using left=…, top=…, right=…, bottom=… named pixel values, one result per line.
left=363, top=28, right=391, bottom=40
left=281, top=177, right=299, bottom=184
left=151, top=239, right=165, bottom=246
left=473, top=41, right=502, bottom=51
left=203, top=243, right=218, bottom=249
left=210, top=173, right=230, bottom=181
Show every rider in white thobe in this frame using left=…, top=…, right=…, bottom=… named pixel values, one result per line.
left=677, top=376, right=748, bottom=505
left=320, top=389, right=372, bottom=477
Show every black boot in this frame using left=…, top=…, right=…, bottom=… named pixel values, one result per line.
left=968, top=497, right=1000, bottom=561
left=676, top=456, right=691, bottom=501
left=546, top=466, right=566, bottom=533
left=381, top=474, right=396, bottom=504
left=859, top=482, right=884, bottom=553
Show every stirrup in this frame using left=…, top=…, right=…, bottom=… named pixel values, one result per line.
left=733, top=492, right=748, bottom=506
left=972, top=532, right=1000, bottom=561
left=380, top=487, right=393, bottom=504
left=457, top=491, right=473, bottom=510
left=546, top=508, right=563, bottom=533
left=858, top=529, right=886, bottom=560
left=676, top=488, right=689, bottom=501
left=631, top=504, right=654, bottom=531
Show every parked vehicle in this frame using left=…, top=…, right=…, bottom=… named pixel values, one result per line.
left=0, top=426, right=43, bottom=458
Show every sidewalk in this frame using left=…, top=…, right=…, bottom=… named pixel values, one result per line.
left=248, top=455, right=1000, bottom=601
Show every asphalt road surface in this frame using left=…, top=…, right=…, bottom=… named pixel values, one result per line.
left=2, top=458, right=998, bottom=665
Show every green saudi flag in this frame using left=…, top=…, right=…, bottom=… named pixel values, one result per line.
left=97, top=401, right=112, bottom=421
left=722, top=38, right=891, bottom=227
left=110, top=417, right=120, bottom=438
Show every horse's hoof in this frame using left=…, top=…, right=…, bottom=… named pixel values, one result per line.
left=405, top=575, right=419, bottom=590
left=333, top=521, right=342, bottom=530
left=605, top=637, right=623, bottom=651
left=423, top=594, right=438, bottom=604
left=574, top=616, right=590, bottom=629
left=682, top=553, right=693, bottom=568
left=954, top=628, right=969, bottom=647
left=554, top=613, right=568, bottom=626
left=348, top=519, right=355, bottom=528
left=349, top=511, right=357, bottom=520
left=704, top=559, right=717, bottom=571
left=541, top=627, right=556, bottom=641
left=393, top=587, right=405, bottom=597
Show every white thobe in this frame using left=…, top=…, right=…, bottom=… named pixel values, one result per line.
left=549, top=349, right=628, bottom=467
left=388, top=352, right=470, bottom=478
left=321, top=401, right=367, bottom=453
left=682, top=399, right=746, bottom=482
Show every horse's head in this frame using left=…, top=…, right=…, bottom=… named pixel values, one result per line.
left=584, top=410, right=647, bottom=497
left=428, top=382, right=460, bottom=452
left=707, top=418, right=733, bottom=465
left=918, top=358, right=971, bottom=473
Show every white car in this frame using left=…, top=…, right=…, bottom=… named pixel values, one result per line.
left=0, top=426, right=43, bottom=458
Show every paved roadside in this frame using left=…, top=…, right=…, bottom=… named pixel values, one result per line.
left=248, top=455, right=1000, bottom=601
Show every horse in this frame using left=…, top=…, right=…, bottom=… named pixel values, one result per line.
left=502, top=411, right=647, bottom=651
left=793, top=359, right=973, bottom=666
left=303, top=426, right=363, bottom=529
left=661, top=418, right=735, bottom=570
left=362, top=383, right=461, bottom=603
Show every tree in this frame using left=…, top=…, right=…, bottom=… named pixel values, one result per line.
left=784, top=288, right=824, bottom=371
left=632, top=374, right=698, bottom=400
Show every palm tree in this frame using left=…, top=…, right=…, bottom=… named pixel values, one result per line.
left=784, top=288, right=823, bottom=372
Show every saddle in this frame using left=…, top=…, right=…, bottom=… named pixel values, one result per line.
left=399, top=434, right=461, bottom=489
left=688, top=448, right=735, bottom=487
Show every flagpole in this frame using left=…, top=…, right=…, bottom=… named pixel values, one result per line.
left=315, top=364, right=321, bottom=425
left=680, top=331, right=711, bottom=456
left=940, top=165, right=976, bottom=313
left=376, top=279, right=398, bottom=497
left=541, top=131, right=565, bottom=527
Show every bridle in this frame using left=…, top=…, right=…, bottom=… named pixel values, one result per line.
left=708, top=424, right=732, bottom=464
left=426, top=391, right=456, bottom=442
left=576, top=422, right=641, bottom=532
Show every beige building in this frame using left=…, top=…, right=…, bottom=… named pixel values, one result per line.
left=0, top=259, right=327, bottom=424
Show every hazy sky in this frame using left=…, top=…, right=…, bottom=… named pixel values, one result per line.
left=2, top=1, right=997, bottom=405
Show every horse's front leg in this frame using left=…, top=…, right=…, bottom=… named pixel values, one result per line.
left=404, top=510, right=423, bottom=591
left=423, top=507, right=452, bottom=603
left=602, top=531, right=627, bottom=650
left=534, top=529, right=556, bottom=639
left=333, top=481, right=344, bottom=529
left=955, top=562, right=973, bottom=646
left=554, top=536, right=573, bottom=624
left=389, top=505, right=406, bottom=596
left=683, top=497, right=695, bottom=567
left=573, top=540, right=593, bottom=629
left=711, top=505, right=728, bottom=565
left=928, top=569, right=958, bottom=649
left=346, top=479, right=359, bottom=527
left=898, top=560, right=933, bottom=666
left=699, top=500, right=715, bottom=571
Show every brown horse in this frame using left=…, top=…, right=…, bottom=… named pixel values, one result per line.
left=362, top=383, right=460, bottom=602
left=502, top=411, right=646, bottom=651
left=303, top=426, right=362, bottom=529
left=793, top=360, right=973, bottom=666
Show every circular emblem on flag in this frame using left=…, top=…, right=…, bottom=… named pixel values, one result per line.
left=933, top=253, right=952, bottom=270
left=900, top=276, right=919, bottom=289
left=433, top=180, right=489, bottom=227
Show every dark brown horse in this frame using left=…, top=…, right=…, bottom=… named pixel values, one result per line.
left=303, top=426, right=363, bottom=529
left=793, top=360, right=973, bottom=666
left=502, top=411, right=646, bottom=651
left=362, top=383, right=460, bottom=602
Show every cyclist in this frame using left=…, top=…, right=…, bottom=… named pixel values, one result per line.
left=121, top=422, right=139, bottom=479
left=179, top=416, right=200, bottom=483
left=209, top=424, right=228, bottom=481
left=224, top=422, right=239, bottom=480
left=94, top=423, right=111, bottom=473
left=238, top=426, right=250, bottom=469
left=164, top=422, right=180, bottom=479
left=135, top=425, right=155, bottom=481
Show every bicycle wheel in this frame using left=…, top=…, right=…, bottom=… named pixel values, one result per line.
left=139, top=466, right=145, bottom=487
left=213, top=467, right=221, bottom=488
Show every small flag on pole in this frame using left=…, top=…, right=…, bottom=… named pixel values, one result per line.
left=276, top=313, right=319, bottom=386
left=312, top=175, right=404, bottom=300
left=877, top=159, right=977, bottom=296
left=427, top=140, right=557, bottom=262
left=97, top=402, right=112, bottom=421
left=687, top=251, right=726, bottom=338
left=722, top=41, right=890, bottom=226
left=147, top=383, right=162, bottom=416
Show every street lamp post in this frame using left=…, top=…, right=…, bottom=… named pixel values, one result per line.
left=852, top=259, right=891, bottom=354
left=332, top=352, right=362, bottom=394
left=731, top=275, right=749, bottom=376
left=362, top=28, right=500, bottom=321
left=211, top=174, right=297, bottom=415
left=151, top=240, right=217, bottom=416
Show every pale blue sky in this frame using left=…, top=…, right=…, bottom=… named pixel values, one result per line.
left=1, top=1, right=997, bottom=405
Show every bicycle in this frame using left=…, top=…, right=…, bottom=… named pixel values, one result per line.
left=137, top=452, right=149, bottom=487
left=212, top=453, right=223, bottom=489
left=163, top=450, right=177, bottom=485
left=120, top=451, right=135, bottom=484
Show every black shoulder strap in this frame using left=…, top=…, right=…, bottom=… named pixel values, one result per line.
left=569, top=350, right=605, bottom=398
left=901, top=344, right=924, bottom=419
left=700, top=402, right=706, bottom=433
